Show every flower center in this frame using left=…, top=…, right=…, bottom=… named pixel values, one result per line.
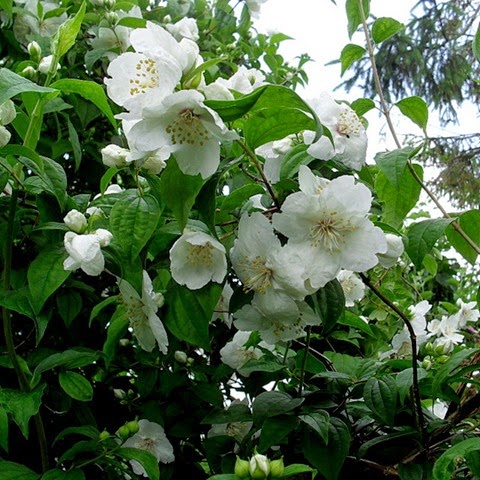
left=187, top=242, right=214, bottom=266
left=243, top=256, right=272, bottom=294
left=136, top=437, right=156, bottom=453
left=165, top=108, right=211, bottom=147
left=336, top=108, right=362, bottom=137
left=122, top=294, right=145, bottom=328
left=129, top=58, right=159, bottom=96
left=310, top=214, right=354, bottom=251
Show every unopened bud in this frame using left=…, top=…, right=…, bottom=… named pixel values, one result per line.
left=117, top=425, right=131, bottom=440
left=234, top=457, right=250, bottom=478
left=0, top=100, right=16, bottom=126
left=104, top=0, right=115, bottom=9
left=63, top=209, right=88, bottom=233
left=125, top=420, right=139, bottom=435
left=20, top=66, right=37, bottom=80
left=99, top=430, right=110, bottom=441
left=104, top=10, right=118, bottom=25
left=437, top=355, right=449, bottom=364
left=174, top=351, right=188, bottom=364
left=0, top=126, right=11, bottom=148
left=249, top=453, right=270, bottom=479
left=27, top=41, right=42, bottom=63
left=38, top=55, right=60, bottom=75
left=269, top=458, right=285, bottom=478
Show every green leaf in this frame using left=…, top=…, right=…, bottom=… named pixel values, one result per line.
left=303, top=417, right=350, bottom=480
left=0, top=386, right=45, bottom=438
left=406, top=218, right=454, bottom=269
left=315, top=279, right=345, bottom=334
left=340, top=44, right=366, bottom=76
left=281, top=464, right=318, bottom=478
left=117, top=448, right=159, bottom=480
left=0, top=0, right=13, bottom=17
left=159, top=158, right=205, bottom=231
left=195, top=174, right=219, bottom=234
left=252, top=391, right=303, bottom=425
left=396, top=368, right=428, bottom=405
left=0, top=461, right=40, bottom=480
left=375, top=147, right=417, bottom=185
left=28, top=245, right=70, bottom=315
left=299, top=411, right=330, bottom=444
left=238, top=358, right=285, bottom=376
left=51, top=79, right=116, bottom=128
left=220, top=183, right=265, bottom=214
left=473, top=22, right=480, bottom=62
left=52, top=2, right=86, bottom=60
left=110, top=193, right=161, bottom=260
left=56, top=290, right=82, bottom=328
left=0, top=69, right=56, bottom=105
left=0, top=407, right=9, bottom=452
left=395, top=97, right=429, bottom=130
left=445, top=210, right=480, bottom=265
left=41, top=156, right=68, bottom=209
left=258, top=415, right=298, bottom=452
left=375, top=163, right=423, bottom=228
left=243, top=86, right=316, bottom=149
left=433, top=438, right=480, bottom=480
left=164, top=282, right=222, bottom=351
left=345, top=0, right=370, bottom=38
left=338, top=311, right=374, bottom=337
left=372, top=17, right=404, bottom=43
left=66, top=117, right=82, bottom=171
left=58, top=371, right=93, bottom=402
left=432, top=348, right=479, bottom=400
left=103, top=308, right=129, bottom=366
left=279, top=143, right=315, bottom=180
left=41, top=469, right=85, bottom=480
left=201, top=403, right=252, bottom=425
left=350, top=98, right=376, bottom=116
left=364, top=375, right=398, bottom=426
left=0, top=287, right=35, bottom=319
left=398, top=462, right=423, bottom=480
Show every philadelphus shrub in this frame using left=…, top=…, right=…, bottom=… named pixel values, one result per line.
left=2, top=0, right=480, bottom=478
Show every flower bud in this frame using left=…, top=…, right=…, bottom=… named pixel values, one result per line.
left=0, top=100, right=16, bottom=126
left=174, top=351, right=188, bottom=364
left=437, top=355, right=449, bottom=364
left=99, top=430, right=110, bottom=441
left=163, top=14, right=172, bottom=23
left=117, top=425, right=131, bottom=440
left=104, top=0, right=115, bottom=9
left=63, top=209, right=88, bottom=233
left=27, top=41, right=42, bottom=63
left=234, top=457, right=250, bottom=478
left=269, top=458, right=285, bottom=478
left=141, top=152, right=167, bottom=175
left=421, top=356, right=433, bottom=370
left=20, top=66, right=37, bottom=80
left=125, top=420, right=140, bottom=435
left=249, top=453, right=270, bottom=479
left=0, top=126, right=11, bottom=148
left=377, top=234, right=405, bottom=268
left=38, top=55, right=61, bottom=75
left=104, top=10, right=118, bottom=25
left=153, top=292, right=164, bottom=308
left=101, top=144, right=129, bottom=168
left=113, top=388, right=126, bottom=399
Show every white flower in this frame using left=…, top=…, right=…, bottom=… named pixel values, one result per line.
left=432, top=315, right=463, bottom=353
left=127, top=89, right=237, bottom=178
left=432, top=400, right=448, bottom=419
left=337, top=270, right=365, bottom=307
left=453, top=299, right=480, bottom=328
left=272, top=168, right=387, bottom=289
left=63, top=229, right=113, bottom=276
left=305, top=92, right=367, bottom=170
left=377, top=233, right=405, bottom=268
left=245, top=0, right=268, bottom=18
left=127, top=147, right=170, bottom=175
left=101, top=144, right=130, bottom=168
left=118, top=270, right=169, bottom=353
left=249, top=453, right=270, bottom=478
left=255, top=136, right=294, bottom=184
left=63, top=209, right=87, bottom=233
left=0, top=126, right=12, bottom=148
left=166, top=17, right=199, bottom=41
left=38, top=55, right=60, bottom=75
left=216, top=66, right=266, bottom=94
left=230, top=212, right=312, bottom=320
left=200, top=82, right=234, bottom=101
left=0, top=100, right=16, bottom=125
left=122, top=419, right=174, bottom=476
left=170, top=230, right=227, bottom=289
left=234, top=300, right=320, bottom=345
left=220, top=331, right=273, bottom=376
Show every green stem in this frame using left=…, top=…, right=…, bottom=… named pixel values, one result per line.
left=298, top=326, right=312, bottom=396
left=356, top=0, right=480, bottom=256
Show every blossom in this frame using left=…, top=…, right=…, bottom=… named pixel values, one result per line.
left=0, top=100, right=16, bottom=126
left=122, top=419, right=174, bottom=476
left=63, top=209, right=87, bottom=233
left=432, top=315, right=463, bottom=353
left=272, top=168, right=387, bottom=289
left=63, top=229, right=112, bottom=276
left=220, top=330, right=273, bottom=376
left=166, top=17, right=199, bottom=41
left=256, top=136, right=294, bottom=184
left=452, top=299, right=480, bottom=328
left=101, top=144, right=130, bottom=168
left=245, top=0, right=268, bottom=18
left=211, top=282, right=233, bottom=327
left=38, top=55, right=60, bottom=75
left=118, top=270, right=168, bottom=353
left=234, top=300, right=320, bottom=345
left=169, top=230, right=227, bottom=289
left=0, top=127, right=11, bottom=148
left=305, top=92, right=367, bottom=170
left=127, top=89, right=237, bottom=178
left=377, top=233, right=405, bottom=268
left=337, top=270, right=365, bottom=307
left=230, top=212, right=312, bottom=320
left=217, top=66, right=266, bottom=94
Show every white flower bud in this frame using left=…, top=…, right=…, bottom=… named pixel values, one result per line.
left=89, top=0, right=105, bottom=6
left=38, top=55, right=60, bottom=75
left=104, top=0, right=115, bottom=9
left=27, top=41, right=42, bottom=63
left=63, top=209, right=88, bottom=233
left=141, top=153, right=167, bottom=175
left=0, top=126, right=11, bottom=148
left=105, top=11, right=118, bottom=25
left=0, top=100, right=16, bottom=126
left=21, top=66, right=37, bottom=80
left=94, top=228, right=113, bottom=247
left=86, top=206, right=104, bottom=219
left=101, top=144, right=129, bottom=168
left=249, top=453, right=270, bottom=479
left=174, top=351, right=188, bottom=364
left=377, top=233, right=404, bottom=268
